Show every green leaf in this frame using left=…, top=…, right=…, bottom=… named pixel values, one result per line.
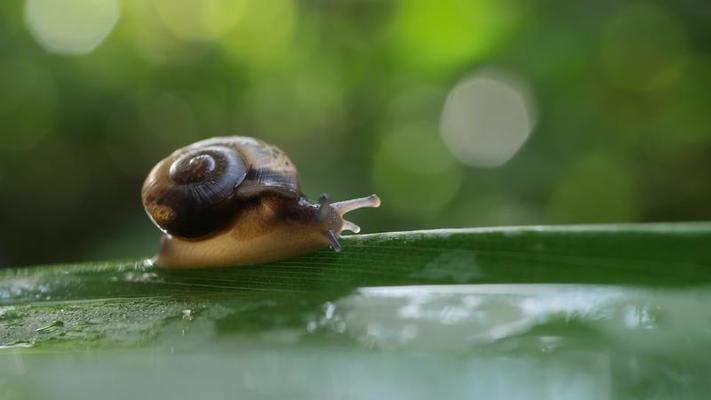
left=1, top=223, right=711, bottom=398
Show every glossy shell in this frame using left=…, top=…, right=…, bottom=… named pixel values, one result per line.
left=142, top=135, right=381, bottom=268
left=142, top=137, right=300, bottom=238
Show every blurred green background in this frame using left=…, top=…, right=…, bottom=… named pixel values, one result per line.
left=0, top=0, right=709, bottom=267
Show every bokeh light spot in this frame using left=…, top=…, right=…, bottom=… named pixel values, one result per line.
left=221, top=0, right=295, bottom=62
left=390, top=0, right=521, bottom=72
left=151, top=0, right=245, bottom=42
left=25, top=0, right=120, bottom=55
left=440, top=71, right=535, bottom=168
left=601, top=4, right=688, bottom=92
left=373, top=125, right=463, bottom=217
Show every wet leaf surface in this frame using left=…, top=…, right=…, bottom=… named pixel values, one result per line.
left=1, top=224, right=711, bottom=399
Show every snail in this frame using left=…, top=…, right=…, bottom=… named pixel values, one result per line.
left=141, top=136, right=381, bottom=268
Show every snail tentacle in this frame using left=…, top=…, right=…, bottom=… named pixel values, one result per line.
left=325, top=229, right=342, bottom=252
left=341, top=220, right=361, bottom=234
left=331, top=194, right=381, bottom=216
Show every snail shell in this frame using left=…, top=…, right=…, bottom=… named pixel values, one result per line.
left=142, top=136, right=380, bottom=268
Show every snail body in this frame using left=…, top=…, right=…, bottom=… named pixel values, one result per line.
left=142, top=136, right=380, bottom=268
